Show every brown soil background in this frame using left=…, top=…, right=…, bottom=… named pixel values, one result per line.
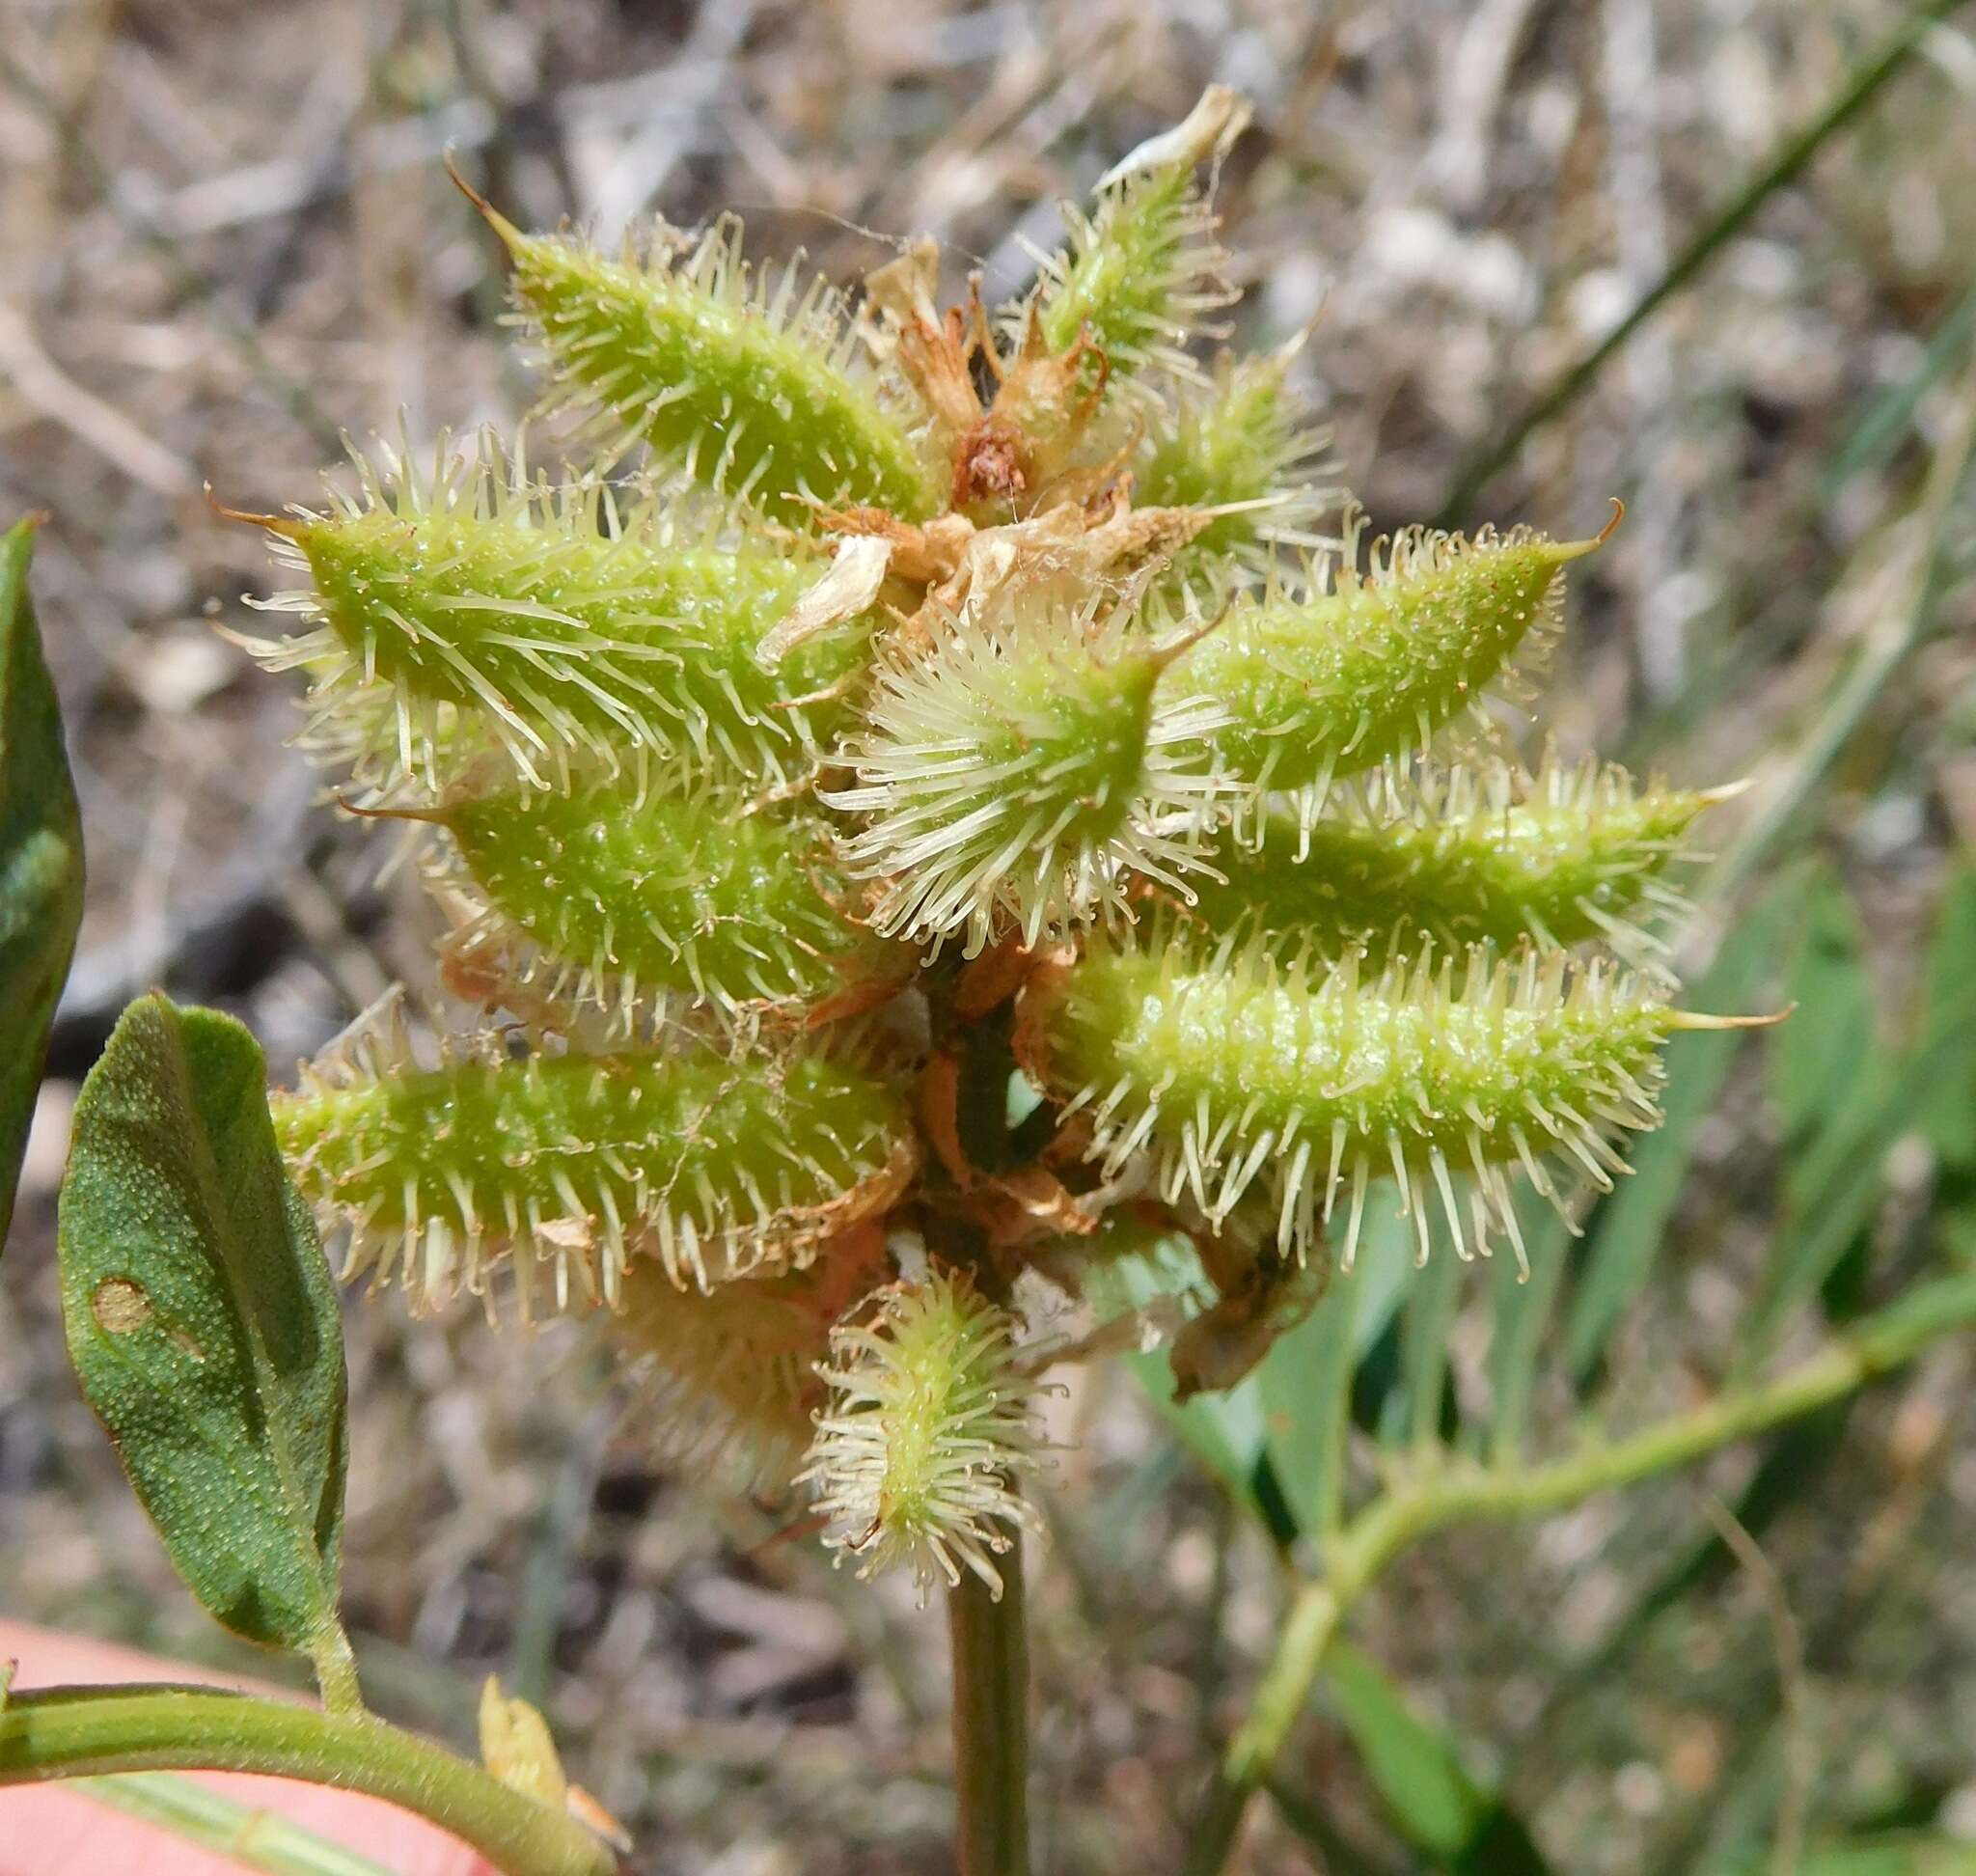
left=3, top=2, right=1974, bottom=1871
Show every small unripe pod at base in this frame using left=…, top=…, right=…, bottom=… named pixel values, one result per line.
left=798, top=1272, right=1046, bottom=1599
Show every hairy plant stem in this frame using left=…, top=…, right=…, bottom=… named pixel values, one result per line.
left=307, top=1622, right=365, bottom=1719
left=0, top=1685, right=619, bottom=1876
left=947, top=1518, right=1031, bottom=1876
left=1182, top=1270, right=1976, bottom=1875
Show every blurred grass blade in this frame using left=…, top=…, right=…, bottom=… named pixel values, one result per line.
left=1918, top=865, right=1976, bottom=1173
left=1743, top=1000, right=1976, bottom=1359
left=1322, top=1642, right=1483, bottom=1852
left=1714, top=1834, right=1976, bottom=1874
left=57, top=994, right=357, bottom=1703
left=1264, top=1777, right=1409, bottom=1875
left=1564, top=873, right=1805, bottom=1380
left=1124, top=1351, right=1268, bottom=1516
left=1435, top=0, right=1965, bottom=522
left=1734, top=869, right=1906, bottom=1358
left=1627, top=310, right=1976, bottom=786
left=1769, top=865, right=1878, bottom=1154
left=0, top=516, right=84, bottom=1254
left=1322, top=1641, right=1553, bottom=1873
left=1260, top=1189, right=1409, bottom=1539
left=1347, top=1194, right=1417, bottom=1366
left=1823, top=276, right=1976, bottom=499
left=1754, top=868, right=1976, bottom=1340
left=1486, top=1202, right=1572, bottom=1465
left=1710, top=385, right=1976, bottom=903
left=1389, top=1243, right=1460, bottom=1451
left=80, top=1773, right=397, bottom=1876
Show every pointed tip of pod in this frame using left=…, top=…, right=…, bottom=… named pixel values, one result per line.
left=1097, top=83, right=1255, bottom=189
left=1272, top=306, right=1326, bottom=367
left=1552, top=497, right=1626, bottom=563
left=334, top=791, right=452, bottom=828
left=444, top=148, right=524, bottom=254
left=206, top=482, right=303, bottom=539
left=1668, top=1002, right=1795, bottom=1032
left=1692, top=775, right=1757, bottom=808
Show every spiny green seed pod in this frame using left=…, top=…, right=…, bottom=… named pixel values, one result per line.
left=798, top=1272, right=1046, bottom=1600
left=1017, top=921, right=1739, bottom=1273
left=238, top=439, right=869, bottom=792
left=1189, top=754, right=1724, bottom=971
left=823, top=588, right=1225, bottom=955
left=422, top=760, right=894, bottom=1026
left=1167, top=516, right=1610, bottom=830
left=475, top=186, right=942, bottom=526
left=1135, top=346, right=1337, bottom=588
left=272, top=996, right=917, bottom=1306
left=1025, top=87, right=1249, bottom=391
left=610, top=1227, right=890, bottom=1487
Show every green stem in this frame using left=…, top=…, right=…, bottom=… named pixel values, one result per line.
left=948, top=1525, right=1031, bottom=1876
left=1434, top=0, right=1966, bottom=524
left=1183, top=1270, right=1976, bottom=1875
left=0, top=1685, right=618, bottom=1876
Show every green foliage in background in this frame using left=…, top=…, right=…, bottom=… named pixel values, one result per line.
left=0, top=518, right=83, bottom=1252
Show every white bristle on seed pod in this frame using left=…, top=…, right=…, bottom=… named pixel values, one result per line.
left=799, top=1272, right=1049, bottom=1601
left=1188, top=747, right=1725, bottom=976
left=272, top=991, right=918, bottom=1314
left=230, top=428, right=864, bottom=797
left=492, top=200, right=944, bottom=526
left=824, top=582, right=1229, bottom=957
left=1016, top=90, right=1249, bottom=392
left=1016, top=919, right=1746, bottom=1277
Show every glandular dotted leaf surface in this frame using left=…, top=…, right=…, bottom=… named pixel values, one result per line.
left=58, top=994, right=349, bottom=1658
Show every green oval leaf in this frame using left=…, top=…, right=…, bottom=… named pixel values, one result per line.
left=0, top=517, right=85, bottom=1253
left=1328, top=1637, right=1494, bottom=1858
left=1323, top=1641, right=1551, bottom=1871
left=57, top=994, right=350, bottom=1663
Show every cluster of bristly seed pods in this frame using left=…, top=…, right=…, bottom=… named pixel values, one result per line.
left=232, top=88, right=1753, bottom=1597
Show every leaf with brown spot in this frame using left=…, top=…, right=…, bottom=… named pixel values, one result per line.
left=57, top=994, right=349, bottom=1661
